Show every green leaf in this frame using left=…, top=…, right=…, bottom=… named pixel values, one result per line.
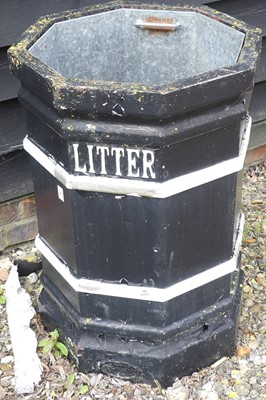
left=42, top=340, right=56, bottom=354
left=0, top=295, right=6, bottom=305
left=65, top=373, right=75, bottom=386
left=38, top=338, right=51, bottom=348
left=55, top=341, right=68, bottom=357
left=50, top=329, right=59, bottom=340
left=50, top=389, right=57, bottom=397
left=79, top=385, right=89, bottom=395
left=54, top=350, right=60, bottom=359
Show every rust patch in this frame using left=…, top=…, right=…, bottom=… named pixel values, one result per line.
left=142, top=16, right=176, bottom=34
left=145, top=16, right=175, bottom=25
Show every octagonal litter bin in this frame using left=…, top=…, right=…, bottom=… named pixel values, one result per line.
left=9, top=2, right=261, bottom=386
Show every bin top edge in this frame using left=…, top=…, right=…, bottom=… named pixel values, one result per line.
left=8, top=1, right=262, bottom=118
left=9, top=1, right=261, bottom=56
left=11, top=0, right=261, bottom=47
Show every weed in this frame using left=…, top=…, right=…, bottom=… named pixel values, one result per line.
left=0, top=289, right=6, bottom=305
left=38, top=329, right=68, bottom=358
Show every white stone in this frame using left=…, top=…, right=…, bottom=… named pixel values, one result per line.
left=26, top=273, right=38, bottom=284
left=0, top=355, right=14, bottom=364
left=166, top=385, right=189, bottom=400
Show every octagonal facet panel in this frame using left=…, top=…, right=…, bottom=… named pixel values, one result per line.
left=29, top=9, right=245, bottom=86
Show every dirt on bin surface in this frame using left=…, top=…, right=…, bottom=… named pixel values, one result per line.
left=0, top=161, right=265, bottom=400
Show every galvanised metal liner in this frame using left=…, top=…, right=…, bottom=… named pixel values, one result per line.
left=8, top=1, right=261, bottom=386
left=9, top=2, right=260, bottom=123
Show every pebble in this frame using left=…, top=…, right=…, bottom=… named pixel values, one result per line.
left=98, top=379, right=108, bottom=390
left=0, top=376, right=11, bottom=387
left=230, top=356, right=239, bottom=364
left=250, top=389, right=261, bottom=399
left=255, top=274, right=266, bottom=288
left=0, top=269, right=9, bottom=283
left=134, top=388, right=142, bottom=397
left=231, top=369, right=243, bottom=380
left=245, top=298, right=254, bottom=308
left=248, top=340, right=259, bottom=350
left=249, top=351, right=265, bottom=365
left=0, top=386, right=6, bottom=400
left=0, top=258, right=13, bottom=270
left=123, top=384, right=134, bottom=396
left=249, top=376, right=257, bottom=385
left=250, top=303, right=261, bottom=313
left=214, top=382, right=225, bottom=397
left=0, top=356, right=13, bottom=364
left=15, top=250, right=24, bottom=257
left=198, top=382, right=218, bottom=400
left=238, top=362, right=249, bottom=375
left=26, top=272, right=38, bottom=284
left=166, top=385, right=189, bottom=400
left=228, top=391, right=239, bottom=398
left=236, top=346, right=251, bottom=358
left=236, top=383, right=251, bottom=397
left=243, top=284, right=252, bottom=293
left=250, top=279, right=263, bottom=291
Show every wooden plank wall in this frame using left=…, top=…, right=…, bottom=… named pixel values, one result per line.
left=0, top=0, right=111, bottom=249
left=0, top=0, right=265, bottom=249
left=0, top=0, right=112, bottom=204
left=209, top=0, right=266, bottom=154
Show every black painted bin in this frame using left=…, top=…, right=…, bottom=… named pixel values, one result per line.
left=9, top=2, right=261, bottom=386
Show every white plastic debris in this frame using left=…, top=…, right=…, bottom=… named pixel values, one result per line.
left=5, top=265, right=43, bottom=394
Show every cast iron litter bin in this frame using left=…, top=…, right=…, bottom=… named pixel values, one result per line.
left=9, top=2, right=261, bottom=386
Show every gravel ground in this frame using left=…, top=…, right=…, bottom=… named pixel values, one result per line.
left=0, top=161, right=265, bottom=400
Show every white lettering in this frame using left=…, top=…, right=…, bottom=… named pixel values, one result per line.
left=72, top=142, right=156, bottom=179
left=142, top=150, right=156, bottom=179
left=96, top=146, right=110, bottom=175
left=111, top=147, right=125, bottom=176
left=127, top=149, right=140, bottom=178
left=87, top=145, right=95, bottom=174
left=73, top=143, right=87, bottom=173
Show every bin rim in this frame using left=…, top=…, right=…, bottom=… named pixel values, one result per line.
left=8, top=1, right=262, bottom=120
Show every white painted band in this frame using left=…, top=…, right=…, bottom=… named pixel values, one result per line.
left=36, top=213, right=244, bottom=303
left=23, top=116, right=251, bottom=198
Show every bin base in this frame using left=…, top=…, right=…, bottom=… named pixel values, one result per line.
left=38, top=268, right=243, bottom=387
